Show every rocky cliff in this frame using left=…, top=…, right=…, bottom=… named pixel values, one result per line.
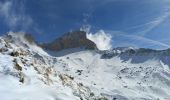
left=40, top=31, right=97, bottom=51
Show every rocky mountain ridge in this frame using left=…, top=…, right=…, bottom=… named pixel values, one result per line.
left=40, top=31, right=97, bottom=51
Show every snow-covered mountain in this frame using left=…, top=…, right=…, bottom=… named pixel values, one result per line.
left=0, top=32, right=170, bottom=100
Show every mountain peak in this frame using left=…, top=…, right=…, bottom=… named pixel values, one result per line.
left=41, top=31, right=97, bottom=51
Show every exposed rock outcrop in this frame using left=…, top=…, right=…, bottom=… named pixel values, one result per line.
left=40, top=31, right=97, bottom=51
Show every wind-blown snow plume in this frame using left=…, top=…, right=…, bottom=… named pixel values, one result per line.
left=80, top=25, right=91, bottom=33
left=86, top=30, right=112, bottom=50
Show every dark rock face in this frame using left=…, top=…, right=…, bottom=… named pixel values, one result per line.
left=40, top=31, right=97, bottom=51
left=24, top=34, right=35, bottom=44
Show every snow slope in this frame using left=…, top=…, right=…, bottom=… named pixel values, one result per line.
left=55, top=50, right=170, bottom=100
left=0, top=32, right=170, bottom=100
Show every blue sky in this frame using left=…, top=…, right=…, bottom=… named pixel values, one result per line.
left=0, top=0, right=170, bottom=49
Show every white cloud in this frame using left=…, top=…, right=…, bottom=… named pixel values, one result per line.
left=86, top=30, right=112, bottom=50
left=0, top=1, right=33, bottom=31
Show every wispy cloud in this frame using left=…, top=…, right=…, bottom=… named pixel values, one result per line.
left=0, top=0, right=33, bottom=31
left=125, top=6, right=170, bottom=36
left=107, top=31, right=170, bottom=49
left=80, top=24, right=91, bottom=33
left=123, top=34, right=170, bottom=48
left=139, top=12, right=170, bottom=36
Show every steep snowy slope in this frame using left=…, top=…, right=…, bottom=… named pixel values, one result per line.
left=0, top=33, right=94, bottom=100
left=55, top=50, right=170, bottom=100
left=0, top=32, right=170, bottom=100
